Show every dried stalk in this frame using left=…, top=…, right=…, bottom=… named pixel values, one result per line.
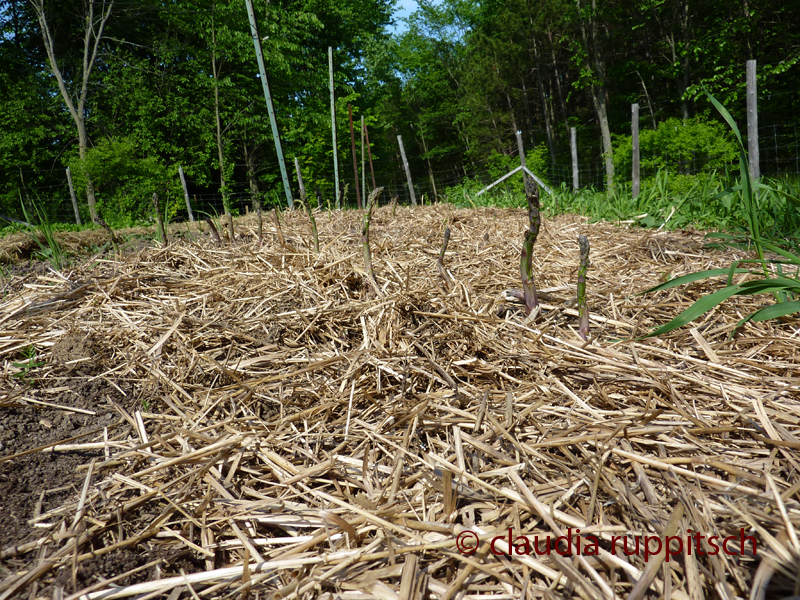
left=437, top=227, right=454, bottom=290
left=204, top=217, right=221, bottom=244
left=0, top=206, right=795, bottom=600
left=520, top=176, right=540, bottom=314
left=297, top=195, right=319, bottom=252
left=271, top=208, right=285, bottom=247
left=362, top=186, right=383, bottom=295
left=226, top=211, right=234, bottom=244
left=152, top=193, right=167, bottom=245
left=256, top=207, right=263, bottom=245
left=577, top=234, right=590, bottom=340
left=96, top=217, right=119, bottom=255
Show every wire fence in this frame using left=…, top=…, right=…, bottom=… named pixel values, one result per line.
left=5, top=121, right=800, bottom=227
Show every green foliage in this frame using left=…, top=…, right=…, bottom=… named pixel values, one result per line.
left=613, top=117, right=738, bottom=183
left=67, top=137, right=178, bottom=227
left=12, top=345, right=46, bottom=382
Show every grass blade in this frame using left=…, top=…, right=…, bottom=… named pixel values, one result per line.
left=640, top=268, right=753, bottom=295
left=640, top=285, right=744, bottom=338
left=736, top=301, right=800, bottom=327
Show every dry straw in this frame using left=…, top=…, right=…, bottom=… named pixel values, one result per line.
left=1, top=205, right=799, bottom=599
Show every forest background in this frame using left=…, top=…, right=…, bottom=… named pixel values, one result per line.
left=1, top=0, right=799, bottom=232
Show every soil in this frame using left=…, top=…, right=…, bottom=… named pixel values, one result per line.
left=0, top=372, right=126, bottom=548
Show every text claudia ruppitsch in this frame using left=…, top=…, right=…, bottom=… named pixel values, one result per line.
left=455, top=528, right=757, bottom=562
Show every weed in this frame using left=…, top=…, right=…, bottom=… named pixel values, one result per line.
left=20, top=194, right=66, bottom=270
left=12, top=345, right=46, bottom=382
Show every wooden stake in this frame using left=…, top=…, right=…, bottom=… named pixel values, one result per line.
left=516, top=130, right=528, bottom=187
left=397, top=135, right=417, bottom=206
left=348, top=105, right=362, bottom=209
left=364, top=121, right=376, bottom=190
left=178, top=166, right=195, bottom=222
left=329, top=47, right=340, bottom=208
left=570, top=127, right=579, bottom=191
left=361, top=116, right=366, bottom=199
left=66, top=167, right=82, bottom=226
left=631, top=104, right=640, bottom=199
left=244, top=0, right=293, bottom=208
left=746, top=59, right=760, bottom=180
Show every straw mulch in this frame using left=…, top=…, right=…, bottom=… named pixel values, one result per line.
left=1, top=205, right=799, bottom=600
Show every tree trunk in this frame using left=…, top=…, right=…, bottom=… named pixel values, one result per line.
left=577, top=0, right=615, bottom=192
left=211, top=14, right=233, bottom=242
left=77, top=124, right=99, bottom=222
left=533, top=39, right=556, bottom=163
left=680, top=0, right=691, bottom=120
left=548, top=29, right=569, bottom=135
left=416, top=122, right=438, bottom=200
left=32, top=0, right=111, bottom=224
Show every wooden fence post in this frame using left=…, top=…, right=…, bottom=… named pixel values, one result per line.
left=329, top=47, right=340, bottom=208
left=570, top=127, right=579, bottom=191
left=361, top=116, right=366, bottom=197
left=365, top=121, right=377, bottom=190
left=632, top=104, right=640, bottom=198
left=516, top=130, right=528, bottom=187
left=244, top=0, right=293, bottom=208
left=66, top=167, right=82, bottom=225
left=746, top=59, right=760, bottom=180
left=348, top=104, right=362, bottom=208
left=397, top=135, right=417, bottom=206
left=178, top=166, right=195, bottom=222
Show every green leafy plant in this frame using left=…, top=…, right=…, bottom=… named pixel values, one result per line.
left=640, top=91, right=800, bottom=337
left=12, top=345, right=46, bottom=382
left=20, top=194, right=66, bottom=270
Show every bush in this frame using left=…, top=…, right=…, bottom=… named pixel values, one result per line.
left=613, top=117, right=738, bottom=185
left=67, top=136, right=180, bottom=226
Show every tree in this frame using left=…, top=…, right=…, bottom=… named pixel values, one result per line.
left=573, top=0, right=615, bottom=191
left=30, top=0, right=114, bottom=223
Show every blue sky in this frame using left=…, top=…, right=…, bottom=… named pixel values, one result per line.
left=392, top=0, right=419, bottom=34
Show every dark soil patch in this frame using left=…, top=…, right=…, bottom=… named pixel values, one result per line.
left=0, top=376, right=129, bottom=551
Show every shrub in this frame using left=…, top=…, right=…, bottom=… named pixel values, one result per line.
left=613, top=116, right=738, bottom=184
left=67, top=136, right=180, bottom=226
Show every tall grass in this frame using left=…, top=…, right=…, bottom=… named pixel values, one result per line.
left=20, top=195, right=66, bottom=270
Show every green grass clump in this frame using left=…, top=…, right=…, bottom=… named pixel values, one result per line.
left=19, top=196, right=66, bottom=270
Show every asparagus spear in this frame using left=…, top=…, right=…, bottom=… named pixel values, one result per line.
left=577, top=234, right=590, bottom=340
left=520, top=175, right=540, bottom=315
left=437, top=226, right=454, bottom=290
